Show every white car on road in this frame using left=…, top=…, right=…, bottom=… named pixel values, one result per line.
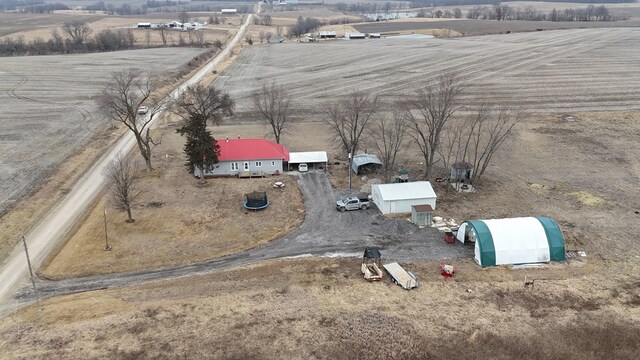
left=137, top=106, right=149, bottom=115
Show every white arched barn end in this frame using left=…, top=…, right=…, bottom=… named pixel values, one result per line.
left=457, top=217, right=566, bottom=268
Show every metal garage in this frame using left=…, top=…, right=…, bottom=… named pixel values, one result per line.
left=371, top=181, right=437, bottom=215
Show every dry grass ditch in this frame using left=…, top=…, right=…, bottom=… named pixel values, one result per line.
left=2, top=257, right=640, bottom=359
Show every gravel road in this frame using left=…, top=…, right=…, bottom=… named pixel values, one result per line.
left=0, top=9, right=257, bottom=313
left=15, top=171, right=471, bottom=302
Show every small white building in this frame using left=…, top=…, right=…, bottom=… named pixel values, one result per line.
left=371, top=181, right=437, bottom=215
left=345, top=32, right=366, bottom=39
left=221, top=9, right=237, bottom=14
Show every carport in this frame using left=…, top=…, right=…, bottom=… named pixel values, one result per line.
left=287, top=151, right=328, bottom=170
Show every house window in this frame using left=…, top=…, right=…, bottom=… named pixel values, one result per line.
left=244, top=162, right=249, bottom=171
left=231, top=162, right=238, bottom=171
left=271, top=161, right=275, bottom=166
left=255, top=161, right=262, bottom=167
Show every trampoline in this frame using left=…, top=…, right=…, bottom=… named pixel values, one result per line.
left=244, top=191, right=269, bottom=210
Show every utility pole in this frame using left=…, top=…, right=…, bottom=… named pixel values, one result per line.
left=21, top=236, right=41, bottom=311
left=348, top=151, right=352, bottom=190
left=103, top=207, right=112, bottom=251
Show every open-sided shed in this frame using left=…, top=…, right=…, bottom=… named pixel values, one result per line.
left=372, top=181, right=436, bottom=215
left=456, top=217, right=566, bottom=267
left=287, top=151, right=328, bottom=170
left=351, top=153, right=382, bottom=174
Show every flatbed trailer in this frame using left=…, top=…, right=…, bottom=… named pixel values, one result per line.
left=383, top=262, right=418, bottom=290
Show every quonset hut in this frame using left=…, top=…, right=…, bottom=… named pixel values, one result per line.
left=456, top=217, right=566, bottom=268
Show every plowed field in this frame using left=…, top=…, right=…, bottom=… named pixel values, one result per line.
left=215, top=27, right=640, bottom=117
left=0, top=47, right=204, bottom=215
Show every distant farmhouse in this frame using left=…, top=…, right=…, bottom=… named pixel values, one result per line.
left=197, top=138, right=290, bottom=177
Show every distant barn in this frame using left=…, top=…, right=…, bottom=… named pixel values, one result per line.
left=319, top=31, right=336, bottom=39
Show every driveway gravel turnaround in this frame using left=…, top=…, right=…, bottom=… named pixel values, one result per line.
left=20, top=171, right=472, bottom=301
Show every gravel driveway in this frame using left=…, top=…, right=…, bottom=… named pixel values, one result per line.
left=277, top=171, right=473, bottom=261
left=17, top=172, right=472, bottom=302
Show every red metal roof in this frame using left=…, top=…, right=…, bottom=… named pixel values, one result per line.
left=217, top=138, right=290, bottom=162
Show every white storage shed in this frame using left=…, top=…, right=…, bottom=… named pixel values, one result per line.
left=371, top=181, right=436, bottom=215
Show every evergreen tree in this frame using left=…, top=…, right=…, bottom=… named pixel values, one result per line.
left=177, top=115, right=220, bottom=183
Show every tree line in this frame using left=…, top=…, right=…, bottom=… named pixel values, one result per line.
left=409, top=0, right=633, bottom=6
left=467, top=4, right=617, bottom=21
left=0, top=20, right=214, bottom=57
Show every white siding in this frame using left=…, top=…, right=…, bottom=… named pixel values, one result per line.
left=372, top=182, right=437, bottom=215
left=196, top=159, right=283, bottom=176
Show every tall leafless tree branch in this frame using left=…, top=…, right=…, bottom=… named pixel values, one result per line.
left=97, top=69, right=164, bottom=172
left=367, top=112, right=409, bottom=183
left=437, top=104, right=520, bottom=185
left=404, top=72, right=464, bottom=180
left=103, top=154, right=142, bottom=222
left=324, top=90, right=378, bottom=157
left=252, top=83, right=292, bottom=144
left=62, top=20, right=92, bottom=45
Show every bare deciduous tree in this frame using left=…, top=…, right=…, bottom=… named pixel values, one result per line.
left=437, top=104, right=520, bottom=184
left=325, top=90, right=378, bottom=157
left=97, top=69, right=163, bottom=172
left=159, top=27, right=168, bottom=45
left=103, top=154, right=142, bottom=222
left=173, top=84, right=235, bottom=126
left=179, top=11, right=190, bottom=24
left=252, top=83, right=292, bottom=144
left=404, top=72, right=464, bottom=179
left=464, top=105, right=521, bottom=183
left=368, top=112, right=409, bottom=183
left=62, top=20, right=92, bottom=45
left=144, top=31, right=151, bottom=46
left=195, top=30, right=205, bottom=46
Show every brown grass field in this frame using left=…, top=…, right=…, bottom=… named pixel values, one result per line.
left=1, top=7, right=640, bottom=358
left=14, top=108, right=639, bottom=357
left=1, top=256, right=639, bottom=359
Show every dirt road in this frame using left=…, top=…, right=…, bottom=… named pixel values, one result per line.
left=0, top=8, right=256, bottom=313
left=15, top=171, right=471, bottom=301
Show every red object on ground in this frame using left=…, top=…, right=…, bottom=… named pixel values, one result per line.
left=440, top=264, right=455, bottom=278
left=444, top=231, right=456, bottom=244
